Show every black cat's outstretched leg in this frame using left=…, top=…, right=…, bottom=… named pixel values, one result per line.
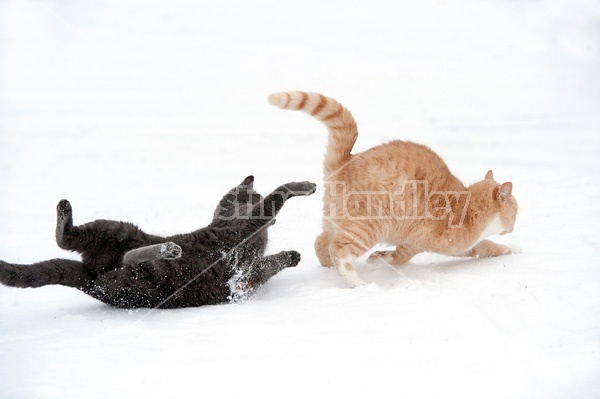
left=0, top=258, right=92, bottom=289
left=55, top=199, right=95, bottom=252
left=253, top=181, right=317, bottom=218
left=249, top=250, right=301, bottom=286
left=122, top=242, right=182, bottom=266
left=55, top=199, right=154, bottom=256
left=55, top=199, right=75, bottom=250
left=244, top=181, right=316, bottom=235
left=228, top=250, right=301, bottom=303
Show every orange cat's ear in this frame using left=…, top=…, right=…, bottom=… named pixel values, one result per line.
left=485, top=170, right=494, bottom=180
left=496, top=182, right=513, bottom=202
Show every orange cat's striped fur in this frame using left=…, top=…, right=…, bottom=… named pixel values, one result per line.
left=269, top=91, right=519, bottom=287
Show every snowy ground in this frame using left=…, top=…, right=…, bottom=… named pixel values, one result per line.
left=1, top=0, right=599, bottom=398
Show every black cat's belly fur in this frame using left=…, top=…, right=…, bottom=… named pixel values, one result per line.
left=0, top=177, right=316, bottom=309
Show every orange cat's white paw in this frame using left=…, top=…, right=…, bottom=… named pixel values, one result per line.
left=348, top=279, right=367, bottom=288
left=344, top=272, right=367, bottom=288
left=367, top=251, right=394, bottom=264
left=507, top=244, right=522, bottom=254
left=336, top=263, right=366, bottom=288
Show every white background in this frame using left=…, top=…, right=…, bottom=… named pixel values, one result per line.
left=0, top=1, right=599, bottom=398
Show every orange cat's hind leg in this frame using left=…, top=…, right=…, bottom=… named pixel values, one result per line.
left=367, top=244, right=420, bottom=265
left=315, top=230, right=333, bottom=267
left=329, top=223, right=380, bottom=288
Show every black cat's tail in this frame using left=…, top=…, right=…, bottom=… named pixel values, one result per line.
left=0, top=259, right=92, bottom=290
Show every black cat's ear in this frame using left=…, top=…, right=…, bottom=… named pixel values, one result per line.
left=241, top=175, right=254, bottom=188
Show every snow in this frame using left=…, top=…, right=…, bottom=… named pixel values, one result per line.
left=1, top=0, right=599, bottom=398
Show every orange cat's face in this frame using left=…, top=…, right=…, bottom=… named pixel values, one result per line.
left=484, top=170, right=518, bottom=234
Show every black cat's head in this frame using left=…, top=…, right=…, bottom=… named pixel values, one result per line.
left=213, top=175, right=263, bottom=221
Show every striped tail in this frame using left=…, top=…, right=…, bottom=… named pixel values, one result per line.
left=0, top=259, right=91, bottom=290
left=268, top=91, right=358, bottom=174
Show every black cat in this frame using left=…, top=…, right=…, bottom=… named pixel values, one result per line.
left=0, top=176, right=316, bottom=309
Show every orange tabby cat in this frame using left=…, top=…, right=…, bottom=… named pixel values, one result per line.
left=269, top=91, right=520, bottom=287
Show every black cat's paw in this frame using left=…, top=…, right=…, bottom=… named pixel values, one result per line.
left=285, top=250, right=301, bottom=267
left=282, top=181, right=317, bottom=197
left=56, top=199, right=72, bottom=221
left=160, top=242, right=182, bottom=260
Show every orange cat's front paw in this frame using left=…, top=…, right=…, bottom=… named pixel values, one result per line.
left=506, top=244, right=522, bottom=255
left=497, top=243, right=522, bottom=256
left=469, top=240, right=521, bottom=258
